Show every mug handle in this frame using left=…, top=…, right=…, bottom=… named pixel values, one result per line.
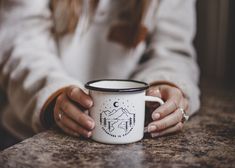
left=144, top=96, right=164, bottom=133
left=145, top=96, right=164, bottom=105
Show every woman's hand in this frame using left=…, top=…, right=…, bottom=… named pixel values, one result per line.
left=54, top=86, right=95, bottom=138
left=146, top=84, right=189, bottom=137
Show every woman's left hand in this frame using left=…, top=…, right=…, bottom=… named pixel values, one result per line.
left=146, top=84, right=189, bottom=137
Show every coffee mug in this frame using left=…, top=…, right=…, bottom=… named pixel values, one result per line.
left=85, top=79, right=164, bottom=144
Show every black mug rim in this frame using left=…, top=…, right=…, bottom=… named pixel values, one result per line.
left=85, top=79, right=149, bottom=93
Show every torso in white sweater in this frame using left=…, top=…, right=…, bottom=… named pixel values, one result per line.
left=0, top=0, right=200, bottom=139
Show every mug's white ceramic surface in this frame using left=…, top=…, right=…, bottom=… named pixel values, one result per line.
left=85, top=79, right=164, bottom=144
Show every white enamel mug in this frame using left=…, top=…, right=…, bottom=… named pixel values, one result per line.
left=85, top=79, right=164, bottom=144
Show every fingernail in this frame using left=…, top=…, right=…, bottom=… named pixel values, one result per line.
left=87, top=131, right=92, bottom=138
left=148, top=125, right=156, bottom=132
left=152, top=113, right=160, bottom=120
left=86, top=100, right=93, bottom=107
left=151, top=132, right=160, bottom=138
left=88, top=121, right=95, bottom=129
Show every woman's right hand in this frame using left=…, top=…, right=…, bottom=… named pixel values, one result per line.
left=54, top=86, right=95, bottom=138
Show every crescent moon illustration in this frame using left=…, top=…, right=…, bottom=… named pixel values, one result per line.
left=113, top=101, right=119, bottom=107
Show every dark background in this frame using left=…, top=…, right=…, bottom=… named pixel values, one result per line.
left=195, top=0, right=235, bottom=86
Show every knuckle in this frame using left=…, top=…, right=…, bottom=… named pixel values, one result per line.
left=172, top=99, right=178, bottom=107
left=159, top=110, right=166, bottom=118
left=177, top=122, right=184, bottom=130
left=176, top=110, right=183, bottom=122
left=67, top=86, right=80, bottom=97
left=162, top=122, right=168, bottom=130
left=57, top=94, right=64, bottom=104
left=77, top=91, right=83, bottom=101
left=72, top=88, right=82, bottom=100
left=158, top=105, right=167, bottom=114
left=61, top=99, right=68, bottom=111
left=169, top=99, right=178, bottom=109
left=157, top=122, right=167, bottom=130
left=66, top=85, right=75, bottom=94
left=75, top=114, right=81, bottom=123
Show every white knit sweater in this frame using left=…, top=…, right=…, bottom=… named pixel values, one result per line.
left=0, top=0, right=200, bottom=139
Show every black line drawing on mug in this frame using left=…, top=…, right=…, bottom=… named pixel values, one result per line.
left=113, top=101, right=119, bottom=107
left=100, top=99, right=136, bottom=137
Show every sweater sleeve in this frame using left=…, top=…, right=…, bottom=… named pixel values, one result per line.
left=131, top=0, right=200, bottom=116
left=0, top=0, right=83, bottom=134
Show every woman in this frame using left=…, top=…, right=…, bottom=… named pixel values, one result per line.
left=0, top=0, right=200, bottom=141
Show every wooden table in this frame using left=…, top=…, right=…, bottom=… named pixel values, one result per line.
left=0, top=84, right=235, bottom=168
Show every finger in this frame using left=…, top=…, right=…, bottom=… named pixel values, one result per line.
left=182, top=98, right=189, bottom=112
left=148, top=108, right=183, bottom=132
left=146, top=86, right=162, bottom=98
left=58, top=94, right=95, bottom=130
left=54, top=109, right=80, bottom=137
left=151, top=86, right=182, bottom=120
left=160, top=85, right=183, bottom=100
left=66, top=86, right=93, bottom=108
left=54, top=94, right=79, bottom=137
left=55, top=109, right=92, bottom=138
left=146, top=86, right=162, bottom=110
left=54, top=93, right=66, bottom=120
left=56, top=120, right=80, bottom=138
left=151, top=122, right=184, bottom=138
left=151, top=98, right=179, bottom=120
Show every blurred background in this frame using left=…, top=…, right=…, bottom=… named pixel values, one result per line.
left=195, top=0, right=235, bottom=86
